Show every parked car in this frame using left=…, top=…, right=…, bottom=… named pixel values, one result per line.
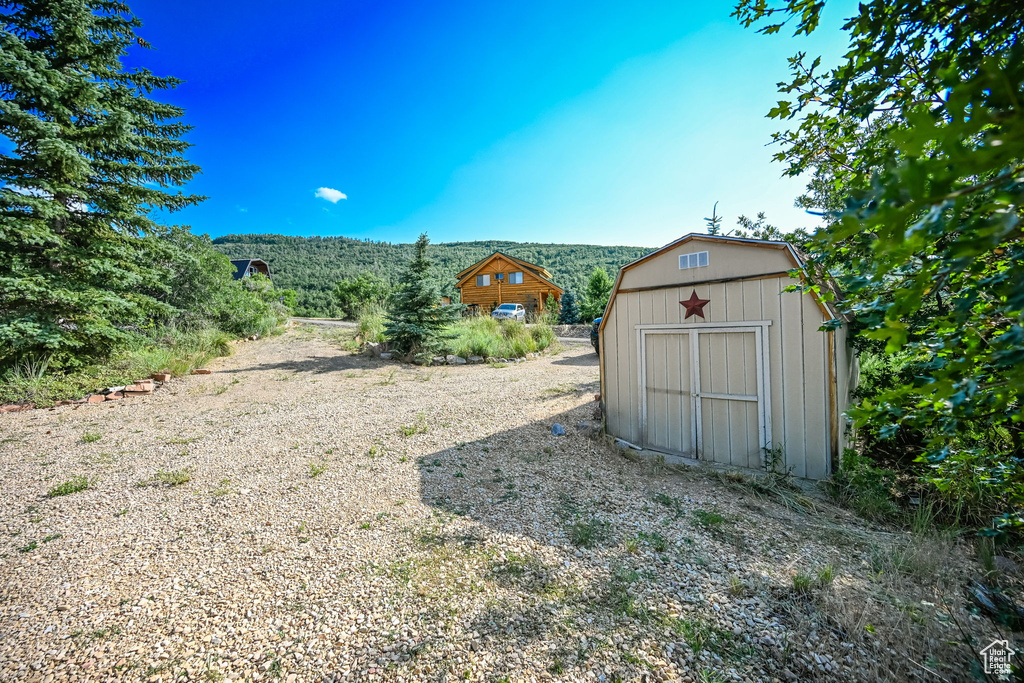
left=591, top=317, right=602, bottom=354
left=492, top=303, right=526, bottom=322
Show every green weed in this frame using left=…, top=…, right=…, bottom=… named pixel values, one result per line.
left=139, top=469, right=191, bottom=487
left=47, top=475, right=90, bottom=497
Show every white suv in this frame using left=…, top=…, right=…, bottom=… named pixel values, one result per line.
left=491, top=303, right=526, bottom=321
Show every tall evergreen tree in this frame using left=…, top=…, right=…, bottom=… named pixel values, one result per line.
left=0, top=0, right=203, bottom=367
left=557, top=290, right=581, bottom=325
left=385, top=233, right=463, bottom=358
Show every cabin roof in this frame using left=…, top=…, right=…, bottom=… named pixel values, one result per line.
left=455, top=251, right=553, bottom=280
left=229, top=258, right=271, bottom=280
left=458, top=250, right=569, bottom=294
left=455, top=251, right=563, bottom=294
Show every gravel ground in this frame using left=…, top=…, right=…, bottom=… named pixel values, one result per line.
left=0, top=325, right=1011, bottom=682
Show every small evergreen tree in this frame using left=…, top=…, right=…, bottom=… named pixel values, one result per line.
left=558, top=290, right=581, bottom=325
left=580, top=267, right=614, bottom=321
left=385, top=233, right=463, bottom=358
left=704, top=201, right=723, bottom=235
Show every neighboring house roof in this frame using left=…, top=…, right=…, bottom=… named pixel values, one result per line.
left=455, top=251, right=554, bottom=281
left=455, top=251, right=563, bottom=294
left=230, top=258, right=271, bottom=280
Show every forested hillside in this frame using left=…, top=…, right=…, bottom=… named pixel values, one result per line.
left=212, top=234, right=655, bottom=317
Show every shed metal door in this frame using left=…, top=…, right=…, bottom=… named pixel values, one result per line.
left=639, top=324, right=770, bottom=469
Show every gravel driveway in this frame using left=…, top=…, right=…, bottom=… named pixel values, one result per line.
left=0, top=326, right=998, bottom=682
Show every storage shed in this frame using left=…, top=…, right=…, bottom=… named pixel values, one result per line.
left=598, top=234, right=856, bottom=479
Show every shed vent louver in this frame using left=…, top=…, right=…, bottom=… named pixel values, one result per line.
left=679, top=251, right=709, bottom=269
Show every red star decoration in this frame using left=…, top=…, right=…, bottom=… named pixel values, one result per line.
left=680, top=289, right=710, bottom=319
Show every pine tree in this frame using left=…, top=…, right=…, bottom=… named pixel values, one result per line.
left=557, top=290, right=581, bottom=325
left=0, top=1, right=203, bottom=367
left=542, top=293, right=559, bottom=324
left=580, top=267, right=614, bottom=321
left=704, top=201, right=722, bottom=235
left=385, top=233, right=463, bottom=358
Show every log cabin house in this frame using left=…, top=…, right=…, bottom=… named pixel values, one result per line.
left=455, top=252, right=564, bottom=314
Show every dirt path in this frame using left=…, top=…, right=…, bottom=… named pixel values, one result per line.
left=0, top=326, right=999, bottom=682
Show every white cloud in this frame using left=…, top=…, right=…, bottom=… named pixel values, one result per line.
left=314, top=187, right=347, bottom=203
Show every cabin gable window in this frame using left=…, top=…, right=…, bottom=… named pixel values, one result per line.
left=476, top=274, right=490, bottom=287
left=678, top=251, right=709, bottom=270
left=510, top=271, right=524, bottom=284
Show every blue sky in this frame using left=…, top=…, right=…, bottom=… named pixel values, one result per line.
left=127, top=0, right=854, bottom=247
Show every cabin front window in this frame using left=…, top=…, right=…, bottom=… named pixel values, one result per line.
left=510, top=271, right=524, bottom=284
left=476, top=274, right=490, bottom=287
left=679, top=251, right=709, bottom=269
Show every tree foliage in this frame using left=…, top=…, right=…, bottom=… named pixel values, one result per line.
left=0, top=1, right=288, bottom=371
left=332, top=272, right=392, bottom=320
left=558, top=290, right=581, bottom=325
left=385, top=234, right=464, bottom=358
left=0, top=0, right=206, bottom=365
left=580, top=267, right=614, bottom=322
left=704, top=201, right=723, bottom=235
left=735, top=0, right=1024, bottom=530
left=211, top=234, right=653, bottom=318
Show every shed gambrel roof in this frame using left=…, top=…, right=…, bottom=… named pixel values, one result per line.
left=599, top=233, right=843, bottom=335
left=455, top=251, right=563, bottom=293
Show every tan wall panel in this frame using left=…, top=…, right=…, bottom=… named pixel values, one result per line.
left=741, top=279, right=763, bottom=321
left=603, top=304, right=623, bottom=439
left=802, top=293, right=829, bottom=479
left=759, top=278, right=786, bottom=466
left=779, top=286, right=808, bottom=478
left=623, top=293, right=641, bottom=444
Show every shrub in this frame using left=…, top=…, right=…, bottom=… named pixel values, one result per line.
left=334, top=273, right=392, bottom=319
left=444, top=318, right=558, bottom=360
left=826, top=449, right=901, bottom=522
left=215, top=274, right=290, bottom=339
left=0, top=323, right=241, bottom=407
left=356, top=304, right=387, bottom=344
